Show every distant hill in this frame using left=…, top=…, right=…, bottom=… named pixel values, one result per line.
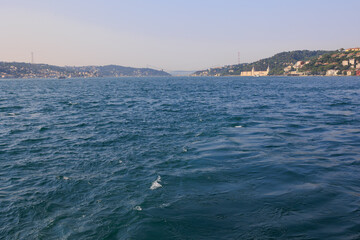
left=192, top=50, right=332, bottom=76
left=0, top=62, right=171, bottom=79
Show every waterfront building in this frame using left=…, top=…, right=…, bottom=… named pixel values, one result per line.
left=241, top=66, right=269, bottom=76
left=326, top=69, right=339, bottom=76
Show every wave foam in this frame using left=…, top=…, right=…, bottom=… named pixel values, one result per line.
left=150, top=176, right=162, bottom=190
left=134, top=206, right=142, bottom=211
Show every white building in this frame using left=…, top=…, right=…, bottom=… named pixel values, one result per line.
left=326, top=69, right=339, bottom=76
left=349, top=59, right=356, bottom=68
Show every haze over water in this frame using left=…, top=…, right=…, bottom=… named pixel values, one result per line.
left=1, top=76, right=360, bottom=239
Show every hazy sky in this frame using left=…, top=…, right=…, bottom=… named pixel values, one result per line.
left=1, top=0, right=360, bottom=71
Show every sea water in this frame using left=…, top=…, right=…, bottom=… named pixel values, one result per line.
left=1, top=76, right=360, bottom=239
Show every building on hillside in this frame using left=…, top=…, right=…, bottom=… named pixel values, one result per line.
left=284, top=66, right=292, bottom=72
left=294, top=61, right=305, bottom=69
left=345, top=47, right=360, bottom=52
left=342, top=60, right=349, bottom=66
left=357, top=70, right=360, bottom=76
left=240, top=66, right=269, bottom=76
left=326, top=69, right=339, bottom=76
left=349, top=59, right=356, bottom=67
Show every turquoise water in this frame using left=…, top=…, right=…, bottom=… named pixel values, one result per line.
left=1, top=76, right=360, bottom=239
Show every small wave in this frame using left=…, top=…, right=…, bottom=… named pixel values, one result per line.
left=9, top=129, right=25, bottom=134
left=330, top=102, right=351, bottom=107
left=0, top=106, right=23, bottom=112
left=39, top=126, right=50, bottom=132
left=21, top=137, right=50, bottom=144
left=150, top=176, right=162, bottom=190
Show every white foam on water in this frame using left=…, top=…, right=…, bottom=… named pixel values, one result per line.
left=160, top=203, right=170, bottom=208
left=235, top=125, right=243, bottom=128
left=150, top=176, right=162, bottom=190
left=134, top=206, right=142, bottom=211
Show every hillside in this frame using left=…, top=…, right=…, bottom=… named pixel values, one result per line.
left=192, top=50, right=332, bottom=76
left=0, top=62, right=171, bottom=79
left=298, top=50, right=360, bottom=76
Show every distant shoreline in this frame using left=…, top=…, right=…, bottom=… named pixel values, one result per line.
left=0, top=62, right=171, bottom=79
left=192, top=49, right=360, bottom=77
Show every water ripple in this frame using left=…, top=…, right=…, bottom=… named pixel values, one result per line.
left=1, top=77, right=360, bottom=239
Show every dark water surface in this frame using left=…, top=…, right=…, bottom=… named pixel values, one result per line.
left=1, top=77, right=360, bottom=239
